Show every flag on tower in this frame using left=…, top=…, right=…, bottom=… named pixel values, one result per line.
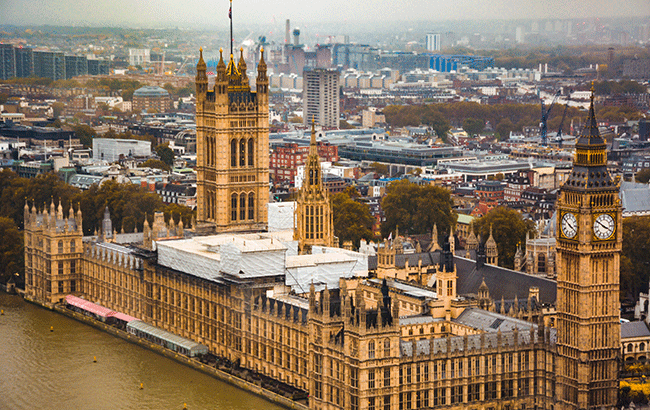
left=229, top=5, right=232, bottom=19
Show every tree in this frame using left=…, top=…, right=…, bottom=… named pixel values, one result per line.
left=331, top=190, right=374, bottom=249
left=339, top=120, right=354, bottom=129
left=139, top=158, right=171, bottom=172
left=0, top=217, right=23, bottom=285
left=473, top=207, right=535, bottom=269
left=155, top=143, right=175, bottom=168
left=636, top=169, right=650, bottom=184
left=496, top=118, right=515, bottom=140
left=51, top=102, right=65, bottom=119
left=621, top=216, right=650, bottom=301
left=368, top=162, right=389, bottom=176
left=73, top=124, right=97, bottom=148
left=381, top=180, right=456, bottom=238
left=462, top=118, right=484, bottom=136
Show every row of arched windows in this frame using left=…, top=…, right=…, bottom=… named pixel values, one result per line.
left=231, top=193, right=255, bottom=222
left=231, top=138, right=255, bottom=168
left=304, top=205, right=323, bottom=240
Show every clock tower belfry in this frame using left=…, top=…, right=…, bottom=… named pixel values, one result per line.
left=556, top=89, right=621, bottom=409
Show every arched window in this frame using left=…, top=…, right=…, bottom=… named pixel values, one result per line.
left=309, top=169, right=314, bottom=186
left=58, top=240, right=64, bottom=254
left=248, top=193, right=255, bottom=220
left=231, top=140, right=237, bottom=167
left=70, top=240, right=75, bottom=253
left=240, top=194, right=246, bottom=220
left=368, top=341, right=375, bottom=359
left=231, top=194, right=238, bottom=221
left=537, top=253, right=546, bottom=274
left=628, top=343, right=634, bottom=353
left=384, top=339, right=390, bottom=357
left=640, top=343, right=646, bottom=352
left=248, top=138, right=254, bottom=166
left=239, top=139, right=246, bottom=166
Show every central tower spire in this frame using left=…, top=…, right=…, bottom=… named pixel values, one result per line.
left=294, top=120, right=334, bottom=254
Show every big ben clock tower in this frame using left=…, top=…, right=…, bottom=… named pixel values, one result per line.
left=556, top=88, right=621, bottom=409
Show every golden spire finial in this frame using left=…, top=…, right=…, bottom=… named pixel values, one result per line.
left=260, top=46, right=264, bottom=53
left=219, top=47, right=223, bottom=53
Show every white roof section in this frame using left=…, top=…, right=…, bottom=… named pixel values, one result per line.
left=286, top=246, right=369, bottom=294
left=156, top=232, right=289, bottom=281
left=268, top=202, right=296, bottom=232
left=156, top=231, right=369, bottom=291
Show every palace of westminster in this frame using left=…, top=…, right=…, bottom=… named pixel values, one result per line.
left=23, top=42, right=622, bottom=410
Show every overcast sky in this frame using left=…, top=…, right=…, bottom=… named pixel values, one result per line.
left=1, top=0, right=648, bottom=27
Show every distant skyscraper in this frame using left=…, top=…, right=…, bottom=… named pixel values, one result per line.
left=0, top=44, right=16, bottom=80
left=65, top=55, right=88, bottom=79
left=425, top=33, right=442, bottom=52
left=87, top=59, right=110, bottom=76
left=128, top=49, right=150, bottom=67
left=303, top=68, right=340, bottom=128
left=33, top=50, right=65, bottom=81
left=515, top=26, right=525, bottom=44
left=15, top=47, right=34, bottom=78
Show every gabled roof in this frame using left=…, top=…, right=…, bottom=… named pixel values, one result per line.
left=454, top=255, right=557, bottom=304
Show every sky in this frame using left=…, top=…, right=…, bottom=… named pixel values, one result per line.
left=1, top=0, right=648, bottom=28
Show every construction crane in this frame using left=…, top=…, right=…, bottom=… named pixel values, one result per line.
left=540, top=90, right=560, bottom=146
left=555, top=96, right=571, bottom=147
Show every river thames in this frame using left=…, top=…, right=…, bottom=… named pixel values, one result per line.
left=0, top=292, right=284, bottom=410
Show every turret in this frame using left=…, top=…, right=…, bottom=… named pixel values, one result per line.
left=485, top=224, right=498, bottom=266
left=448, top=227, right=455, bottom=255
left=195, top=47, right=208, bottom=99
left=256, top=47, right=268, bottom=95
left=237, top=47, right=249, bottom=89
left=428, top=224, right=440, bottom=252
left=24, top=200, right=30, bottom=226
left=57, top=199, right=63, bottom=220
left=215, top=48, right=227, bottom=95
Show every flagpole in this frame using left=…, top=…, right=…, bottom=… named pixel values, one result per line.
left=229, top=0, right=233, bottom=56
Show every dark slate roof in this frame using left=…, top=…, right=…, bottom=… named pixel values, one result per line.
left=621, top=321, right=650, bottom=339
left=620, top=181, right=650, bottom=215
left=454, top=307, right=537, bottom=333
left=395, top=251, right=442, bottom=269
left=454, top=255, right=557, bottom=305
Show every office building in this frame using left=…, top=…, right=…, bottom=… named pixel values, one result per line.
left=92, top=138, right=152, bottom=163
left=132, top=86, right=173, bottom=113
left=303, top=68, right=340, bottom=129
left=64, top=55, right=88, bottom=79
left=128, top=48, right=150, bottom=67
left=0, top=44, right=16, bottom=80
left=15, top=47, right=34, bottom=78
left=426, top=33, right=442, bottom=52
left=33, top=50, right=65, bottom=81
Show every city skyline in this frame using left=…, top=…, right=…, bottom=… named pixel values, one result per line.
left=1, top=0, right=648, bottom=28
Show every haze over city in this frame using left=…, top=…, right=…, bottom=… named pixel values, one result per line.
left=1, top=0, right=649, bottom=27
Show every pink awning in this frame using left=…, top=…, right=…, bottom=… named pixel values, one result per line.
left=65, top=295, right=115, bottom=318
left=108, top=312, right=139, bottom=323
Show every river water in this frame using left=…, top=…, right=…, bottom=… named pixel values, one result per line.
left=0, top=292, right=284, bottom=410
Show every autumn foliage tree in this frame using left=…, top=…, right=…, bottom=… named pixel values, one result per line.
left=381, top=180, right=456, bottom=238
left=331, top=187, right=374, bottom=249
left=473, top=207, right=536, bottom=269
left=621, top=216, right=650, bottom=301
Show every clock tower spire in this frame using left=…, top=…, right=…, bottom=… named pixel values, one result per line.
left=556, top=87, right=621, bottom=409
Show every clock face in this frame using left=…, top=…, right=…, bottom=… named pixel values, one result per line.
left=561, top=213, right=577, bottom=239
left=593, top=214, right=615, bottom=240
